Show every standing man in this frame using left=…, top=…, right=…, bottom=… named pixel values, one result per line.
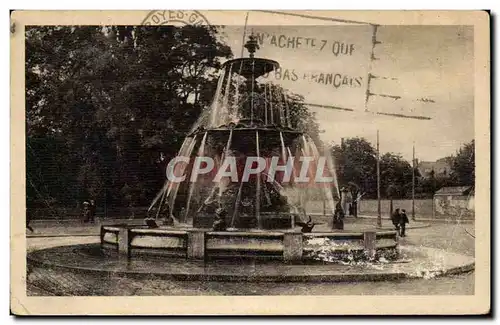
left=89, top=199, right=96, bottom=223
left=82, top=201, right=91, bottom=223
left=391, top=208, right=401, bottom=234
left=399, top=209, right=410, bottom=237
left=340, top=187, right=351, bottom=217
left=333, top=202, right=345, bottom=230
left=348, top=183, right=360, bottom=218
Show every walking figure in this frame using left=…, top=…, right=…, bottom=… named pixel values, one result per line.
left=26, top=210, right=34, bottom=233
left=89, top=199, right=96, bottom=223
left=333, top=202, right=345, bottom=230
left=399, top=209, right=410, bottom=237
left=82, top=201, right=91, bottom=223
left=391, top=208, right=401, bottom=233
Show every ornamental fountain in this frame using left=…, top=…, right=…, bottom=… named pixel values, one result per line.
left=99, top=34, right=399, bottom=262
left=147, top=33, right=340, bottom=231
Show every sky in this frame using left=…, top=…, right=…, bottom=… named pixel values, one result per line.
left=218, top=21, right=474, bottom=162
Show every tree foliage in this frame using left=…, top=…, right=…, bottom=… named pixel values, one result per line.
left=450, top=140, right=475, bottom=186
left=331, top=137, right=377, bottom=198
left=26, top=25, right=322, bottom=212
left=26, top=25, right=232, bottom=209
left=379, top=153, right=414, bottom=199
left=329, top=137, right=475, bottom=199
left=331, top=138, right=417, bottom=199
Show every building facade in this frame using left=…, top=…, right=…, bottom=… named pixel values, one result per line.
left=433, top=186, right=474, bottom=219
left=417, top=158, right=453, bottom=179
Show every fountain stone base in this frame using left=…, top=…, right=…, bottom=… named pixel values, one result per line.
left=100, top=225, right=398, bottom=262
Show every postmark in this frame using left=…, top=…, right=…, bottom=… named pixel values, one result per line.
left=141, top=10, right=210, bottom=26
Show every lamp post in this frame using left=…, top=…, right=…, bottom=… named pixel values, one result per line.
left=376, top=130, right=381, bottom=228
left=412, top=143, right=416, bottom=221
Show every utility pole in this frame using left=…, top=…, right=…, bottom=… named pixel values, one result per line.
left=412, top=142, right=416, bottom=221
left=376, top=130, right=381, bottom=228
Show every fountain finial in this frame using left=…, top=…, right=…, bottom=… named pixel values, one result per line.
left=244, top=33, right=259, bottom=58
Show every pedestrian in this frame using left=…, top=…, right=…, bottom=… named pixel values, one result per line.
left=352, top=200, right=358, bottom=218
left=82, top=201, right=90, bottom=223
left=399, top=209, right=410, bottom=237
left=333, top=202, right=345, bottom=230
left=340, top=187, right=350, bottom=217
left=89, top=199, right=96, bottom=223
left=391, top=208, right=401, bottom=234
left=26, top=210, right=34, bottom=233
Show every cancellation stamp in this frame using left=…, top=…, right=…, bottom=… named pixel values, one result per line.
left=142, top=10, right=210, bottom=26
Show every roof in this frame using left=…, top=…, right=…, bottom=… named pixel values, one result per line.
left=434, top=186, right=474, bottom=196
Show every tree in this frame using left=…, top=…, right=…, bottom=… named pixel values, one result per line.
left=26, top=25, right=232, bottom=210
left=26, top=26, right=114, bottom=207
left=330, top=137, right=377, bottom=198
left=450, top=140, right=475, bottom=186
left=379, top=153, right=413, bottom=199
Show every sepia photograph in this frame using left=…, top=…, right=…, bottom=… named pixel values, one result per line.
left=10, top=10, right=490, bottom=315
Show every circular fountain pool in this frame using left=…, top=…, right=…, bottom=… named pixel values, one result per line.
left=27, top=238, right=474, bottom=283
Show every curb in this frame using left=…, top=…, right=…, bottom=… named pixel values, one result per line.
left=357, top=215, right=474, bottom=225
left=27, top=244, right=475, bottom=283
left=27, top=234, right=99, bottom=238
left=376, top=224, right=430, bottom=231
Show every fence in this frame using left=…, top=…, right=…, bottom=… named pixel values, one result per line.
left=357, top=199, right=434, bottom=218
left=28, top=198, right=474, bottom=221
left=357, top=198, right=474, bottom=220
left=29, top=206, right=150, bottom=220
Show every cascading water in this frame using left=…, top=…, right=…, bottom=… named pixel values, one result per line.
left=217, top=129, right=233, bottom=199
left=324, top=145, right=341, bottom=199
left=279, top=131, right=287, bottom=163
left=307, top=137, right=337, bottom=214
left=255, top=130, right=261, bottom=228
left=152, top=33, right=341, bottom=230
left=209, top=67, right=227, bottom=127
left=184, top=132, right=208, bottom=219
left=167, top=134, right=198, bottom=219
left=149, top=135, right=197, bottom=223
